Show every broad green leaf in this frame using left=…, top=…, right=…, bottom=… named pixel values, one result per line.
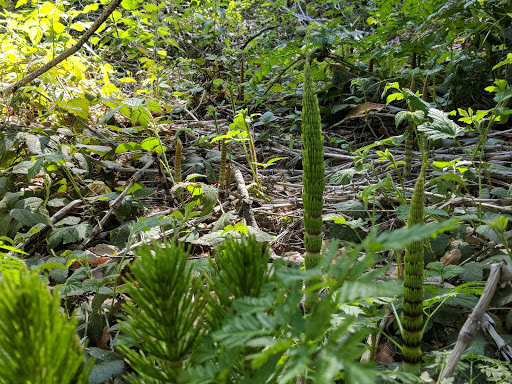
left=62, top=98, right=90, bottom=120
left=121, top=0, right=140, bottom=10
left=11, top=198, right=52, bottom=227
left=0, top=131, right=24, bottom=153
left=115, top=142, right=142, bottom=153
left=417, top=109, right=465, bottom=139
left=494, top=87, right=512, bottom=103
left=459, top=262, right=484, bottom=282
left=47, top=222, right=92, bottom=248
left=25, top=134, right=55, bottom=155
left=200, top=184, right=218, bottom=215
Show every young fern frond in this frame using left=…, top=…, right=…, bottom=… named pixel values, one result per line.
left=401, top=163, right=426, bottom=374
left=301, top=58, right=326, bottom=311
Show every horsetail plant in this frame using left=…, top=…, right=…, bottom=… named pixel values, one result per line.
left=301, top=58, right=326, bottom=312
left=401, top=161, right=426, bottom=374
left=218, top=129, right=228, bottom=191
left=174, top=137, right=182, bottom=183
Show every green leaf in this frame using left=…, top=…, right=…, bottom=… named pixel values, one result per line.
left=121, top=0, right=140, bottom=10
left=88, top=360, right=124, bottom=384
left=417, top=109, right=466, bottom=140
left=62, top=98, right=90, bottom=120
left=47, top=222, right=93, bottom=248
left=75, top=144, right=113, bottom=154
left=459, top=262, right=484, bottom=282
left=115, top=142, right=142, bottom=153
left=374, top=220, right=458, bottom=250
left=141, top=137, right=166, bottom=154
left=200, top=184, right=218, bottom=215
left=25, top=134, right=55, bottom=155
left=10, top=198, right=52, bottom=227
left=131, top=106, right=152, bottom=128
left=0, top=131, right=24, bottom=153
left=494, top=87, right=512, bottom=103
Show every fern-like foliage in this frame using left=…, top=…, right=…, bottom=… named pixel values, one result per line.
left=301, top=57, right=326, bottom=311
left=0, top=270, right=91, bottom=384
left=119, top=242, right=207, bottom=383
left=182, top=237, right=403, bottom=384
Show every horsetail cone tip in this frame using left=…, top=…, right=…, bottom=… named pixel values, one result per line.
left=302, top=58, right=325, bottom=310
left=175, top=137, right=182, bottom=183
left=401, top=164, right=426, bottom=373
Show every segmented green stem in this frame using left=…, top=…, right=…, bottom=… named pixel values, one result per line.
left=174, top=137, right=182, bottom=183
left=403, top=124, right=414, bottom=178
left=401, top=164, right=426, bottom=374
left=302, top=59, right=326, bottom=311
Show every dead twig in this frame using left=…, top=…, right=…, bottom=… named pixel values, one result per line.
left=77, top=158, right=155, bottom=250
left=232, top=165, right=258, bottom=229
left=440, top=262, right=512, bottom=380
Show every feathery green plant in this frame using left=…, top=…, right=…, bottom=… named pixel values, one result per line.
left=401, top=163, right=426, bottom=374
left=119, top=242, right=207, bottom=383
left=301, top=58, right=326, bottom=311
left=0, top=270, right=91, bottom=384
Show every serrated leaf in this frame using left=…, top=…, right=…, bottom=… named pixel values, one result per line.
left=25, top=134, right=55, bottom=155
left=88, top=360, right=124, bottom=384
left=47, top=222, right=93, bottom=248
left=10, top=197, right=52, bottom=227
left=417, top=109, right=466, bottom=140
left=330, top=169, right=356, bottom=185
left=459, top=262, right=484, bottom=282
left=0, top=131, right=23, bottom=153
left=27, top=158, right=44, bottom=179
left=131, top=106, right=151, bottom=128
left=494, top=87, right=512, bottom=103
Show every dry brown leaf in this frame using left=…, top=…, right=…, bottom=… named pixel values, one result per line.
left=345, top=102, right=385, bottom=118
left=440, top=249, right=462, bottom=266
left=97, top=326, right=110, bottom=350
left=90, top=244, right=118, bottom=257
left=375, top=339, right=395, bottom=364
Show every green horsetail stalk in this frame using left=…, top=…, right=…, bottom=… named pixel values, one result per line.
left=175, top=137, right=182, bottom=183
left=218, top=129, right=228, bottom=190
left=302, top=58, right=326, bottom=311
left=401, top=163, right=426, bottom=373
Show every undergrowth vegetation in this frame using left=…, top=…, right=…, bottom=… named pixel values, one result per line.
left=1, top=0, right=512, bottom=383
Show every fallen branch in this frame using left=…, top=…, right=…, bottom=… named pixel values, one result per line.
left=232, top=165, right=258, bottom=229
left=440, top=262, right=512, bottom=380
left=77, top=158, right=155, bottom=250
left=1, top=0, right=122, bottom=96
